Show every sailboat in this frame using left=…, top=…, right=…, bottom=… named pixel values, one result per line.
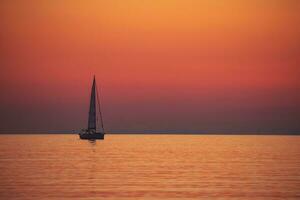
left=79, top=76, right=105, bottom=140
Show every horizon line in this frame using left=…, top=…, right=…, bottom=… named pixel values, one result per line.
left=0, top=129, right=299, bottom=135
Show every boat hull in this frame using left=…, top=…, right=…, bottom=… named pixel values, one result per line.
left=79, top=133, right=104, bottom=140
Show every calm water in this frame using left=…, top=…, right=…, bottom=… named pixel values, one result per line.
left=0, top=134, right=299, bottom=200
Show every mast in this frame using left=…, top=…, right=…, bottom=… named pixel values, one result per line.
left=88, top=76, right=96, bottom=131
left=96, top=82, right=105, bottom=133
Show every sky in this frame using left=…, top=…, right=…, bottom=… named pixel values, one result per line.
left=0, top=0, right=299, bottom=133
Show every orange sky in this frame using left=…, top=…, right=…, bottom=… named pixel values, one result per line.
left=0, top=0, right=299, bottom=132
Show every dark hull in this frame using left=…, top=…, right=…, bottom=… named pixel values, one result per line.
left=79, top=133, right=104, bottom=140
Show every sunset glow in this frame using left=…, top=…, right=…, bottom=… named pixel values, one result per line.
left=0, top=0, right=299, bottom=132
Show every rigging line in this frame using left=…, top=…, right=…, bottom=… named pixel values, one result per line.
left=96, top=82, right=105, bottom=133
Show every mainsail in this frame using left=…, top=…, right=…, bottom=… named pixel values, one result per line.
left=80, top=76, right=105, bottom=139
left=88, top=77, right=96, bottom=131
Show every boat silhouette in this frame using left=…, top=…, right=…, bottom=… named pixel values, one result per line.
left=79, top=76, right=105, bottom=140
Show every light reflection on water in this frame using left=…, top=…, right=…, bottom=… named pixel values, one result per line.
left=0, top=134, right=299, bottom=199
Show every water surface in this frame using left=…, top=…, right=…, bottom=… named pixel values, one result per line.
left=0, top=134, right=299, bottom=199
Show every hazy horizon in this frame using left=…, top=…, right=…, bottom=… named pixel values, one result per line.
left=1, top=1, right=299, bottom=133
left=0, top=129, right=299, bottom=135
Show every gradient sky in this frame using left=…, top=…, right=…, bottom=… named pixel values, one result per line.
left=0, top=0, right=299, bottom=132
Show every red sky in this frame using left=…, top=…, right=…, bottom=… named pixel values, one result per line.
left=0, top=0, right=299, bottom=132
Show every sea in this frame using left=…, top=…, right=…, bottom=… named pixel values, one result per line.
left=0, top=134, right=299, bottom=200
